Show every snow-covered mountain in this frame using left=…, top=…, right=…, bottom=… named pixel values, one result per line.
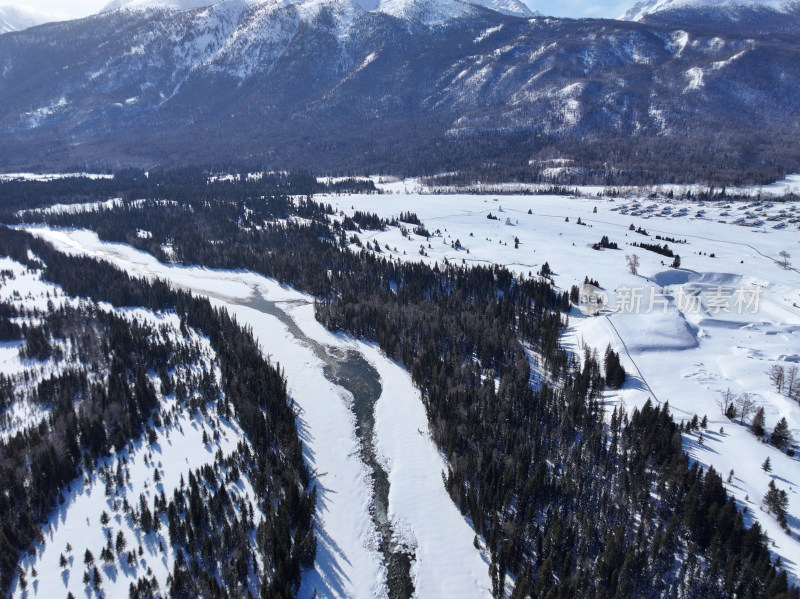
left=0, top=0, right=798, bottom=178
left=101, top=0, right=227, bottom=11
left=622, top=0, right=799, bottom=21
left=457, top=0, right=536, bottom=17
left=102, top=0, right=537, bottom=20
left=0, top=5, right=61, bottom=33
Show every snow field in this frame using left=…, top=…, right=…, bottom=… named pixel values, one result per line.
left=11, top=390, right=263, bottom=599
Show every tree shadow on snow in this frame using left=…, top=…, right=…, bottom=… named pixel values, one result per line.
left=299, top=524, right=352, bottom=599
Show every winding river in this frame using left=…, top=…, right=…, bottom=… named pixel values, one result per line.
left=240, top=293, right=414, bottom=599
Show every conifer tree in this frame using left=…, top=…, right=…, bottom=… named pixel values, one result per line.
left=771, top=417, right=792, bottom=449
left=765, top=480, right=789, bottom=528
left=604, top=345, right=626, bottom=389
left=752, top=407, right=766, bottom=437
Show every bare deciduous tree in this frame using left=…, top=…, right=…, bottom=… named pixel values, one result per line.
left=716, top=387, right=736, bottom=416
left=777, top=250, right=791, bottom=269
left=786, top=365, right=799, bottom=402
left=767, top=364, right=785, bottom=394
left=734, top=392, right=756, bottom=425
left=626, top=254, right=640, bottom=276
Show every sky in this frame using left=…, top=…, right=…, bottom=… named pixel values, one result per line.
left=14, top=0, right=635, bottom=20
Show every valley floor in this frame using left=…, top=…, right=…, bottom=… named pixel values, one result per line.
left=8, top=178, right=800, bottom=593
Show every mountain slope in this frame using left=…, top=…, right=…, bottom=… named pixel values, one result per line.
left=101, top=0, right=539, bottom=18
left=0, top=0, right=798, bottom=182
left=468, top=0, right=535, bottom=16
left=101, top=0, right=222, bottom=11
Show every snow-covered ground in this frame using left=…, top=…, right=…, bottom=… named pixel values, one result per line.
left=0, top=256, right=71, bottom=438
left=12, top=391, right=262, bottom=599
left=23, top=226, right=494, bottom=598
left=314, top=189, right=800, bottom=582
left=17, top=181, right=800, bottom=587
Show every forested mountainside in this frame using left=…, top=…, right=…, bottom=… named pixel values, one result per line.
left=0, top=227, right=314, bottom=598
left=7, top=172, right=797, bottom=598
left=0, top=0, right=799, bottom=183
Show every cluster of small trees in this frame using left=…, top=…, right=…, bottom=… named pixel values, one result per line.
left=631, top=241, right=674, bottom=257
left=592, top=235, right=617, bottom=250
left=717, top=387, right=794, bottom=450
left=655, top=235, right=687, bottom=244
left=629, top=224, right=649, bottom=235
left=396, top=211, right=421, bottom=225
left=716, top=387, right=794, bottom=533
left=629, top=241, right=681, bottom=267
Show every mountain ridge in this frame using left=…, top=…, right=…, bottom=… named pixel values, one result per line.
left=0, top=0, right=798, bottom=183
left=622, top=0, right=800, bottom=21
left=100, top=0, right=538, bottom=19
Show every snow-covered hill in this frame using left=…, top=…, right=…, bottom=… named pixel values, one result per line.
left=0, top=5, right=61, bottom=33
left=0, top=255, right=266, bottom=598
left=0, top=227, right=318, bottom=598
left=622, top=0, right=799, bottom=20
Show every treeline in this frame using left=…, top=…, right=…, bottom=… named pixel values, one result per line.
left=0, top=169, right=374, bottom=222
left=655, top=235, right=687, bottom=244
left=631, top=241, right=674, bottom=257
left=0, top=228, right=313, bottom=598
left=14, top=175, right=799, bottom=598
left=408, top=133, right=800, bottom=188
